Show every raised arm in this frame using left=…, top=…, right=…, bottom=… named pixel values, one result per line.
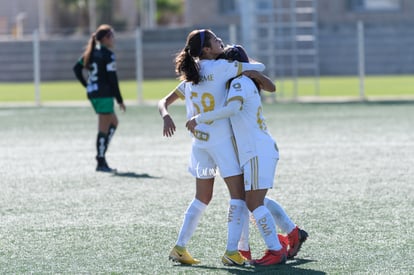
left=242, top=70, right=276, bottom=92
left=240, top=61, right=265, bottom=73
left=221, top=59, right=266, bottom=80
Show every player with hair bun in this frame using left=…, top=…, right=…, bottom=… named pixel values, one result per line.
left=186, top=45, right=308, bottom=266
left=73, top=24, right=126, bottom=172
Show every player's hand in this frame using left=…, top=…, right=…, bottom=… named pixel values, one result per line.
left=119, top=103, right=126, bottom=112
left=185, top=117, right=198, bottom=134
left=163, top=114, right=176, bottom=137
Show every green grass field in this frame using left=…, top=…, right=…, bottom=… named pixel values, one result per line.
left=0, top=75, right=413, bottom=103
left=1, top=102, right=413, bottom=274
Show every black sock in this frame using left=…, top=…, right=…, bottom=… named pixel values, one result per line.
left=96, top=132, right=108, bottom=160
left=105, top=124, right=117, bottom=154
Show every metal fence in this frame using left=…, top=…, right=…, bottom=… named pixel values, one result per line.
left=1, top=22, right=414, bottom=104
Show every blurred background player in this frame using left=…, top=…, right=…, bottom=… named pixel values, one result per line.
left=73, top=24, right=126, bottom=172
left=158, top=29, right=266, bottom=266
left=186, top=45, right=308, bottom=266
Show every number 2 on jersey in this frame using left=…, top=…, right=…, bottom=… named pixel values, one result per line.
left=88, top=62, right=98, bottom=83
left=190, top=92, right=215, bottom=114
left=86, top=62, right=99, bottom=93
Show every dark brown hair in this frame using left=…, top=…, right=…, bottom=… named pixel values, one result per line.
left=224, top=45, right=261, bottom=91
left=224, top=45, right=249, bottom=63
left=175, top=29, right=214, bottom=84
left=82, top=24, right=113, bottom=68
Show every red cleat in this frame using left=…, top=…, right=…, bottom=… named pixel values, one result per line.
left=239, top=249, right=252, bottom=261
left=287, top=226, right=308, bottom=259
left=278, top=233, right=289, bottom=248
left=252, top=248, right=287, bottom=266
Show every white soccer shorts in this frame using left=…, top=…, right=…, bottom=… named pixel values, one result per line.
left=188, top=137, right=242, bottom=179
left=242, top=156, right=279, bottom=191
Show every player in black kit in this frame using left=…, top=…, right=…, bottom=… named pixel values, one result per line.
left=73, top=24, right=126, bottom=172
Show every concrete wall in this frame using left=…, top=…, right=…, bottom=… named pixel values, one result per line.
left=0, top=26, right=231, bottom=82
left=0, top=24, right=413, bottom=82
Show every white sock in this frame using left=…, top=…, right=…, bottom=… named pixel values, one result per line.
left=226, top=199, right=246, bottom=251
left=176, top=198, right=207, bottom=247
left=252, top=205, right=282, bottom=251
left=238, top=203, right=250, bottom=251
left=264, top=197, right=296, bottom=234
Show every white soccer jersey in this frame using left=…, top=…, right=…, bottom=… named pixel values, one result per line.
left=175, top=59, right=265, bottom=148
left=173, top=79, right=242, bottom=178
left=227, top=75, right=279, bottom=166
left=188, top=59, right=264, bottom=148
left=173, top=80, right=194, bottom=121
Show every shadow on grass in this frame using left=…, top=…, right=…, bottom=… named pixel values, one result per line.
left=171, top=259, right=324, bottom=275
left=111, top=171, right=161, bottom=179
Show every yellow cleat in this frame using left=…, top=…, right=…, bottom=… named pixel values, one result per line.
left=169, top=245, right=201, bottom=265
left=221, top=250, right=249, bottom=266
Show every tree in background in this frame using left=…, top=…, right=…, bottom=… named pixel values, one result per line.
left=51, top=0, right=184, bottom=34
left=156, top=0, right=184, bottom=26
left=51, top=0, right=89, bottom=35
left=52, top=0, right=116, bottom=34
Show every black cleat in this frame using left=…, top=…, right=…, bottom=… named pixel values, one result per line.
left=96, top=164, right=116, bottom=173
left=96, top=157, right=116, bottom=173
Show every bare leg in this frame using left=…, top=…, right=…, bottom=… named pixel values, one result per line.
left=224, top=174, right=245, bottom=200
left=195, top=177, right=215, bottom=204
left=98, top=113, right=118, bottom=134
left=245, top=189, right=267, bottom=212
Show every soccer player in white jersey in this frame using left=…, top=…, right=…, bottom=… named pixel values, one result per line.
left=186, top=45, right=308, bottom=266
left=158, top=29, right=267, bottom=266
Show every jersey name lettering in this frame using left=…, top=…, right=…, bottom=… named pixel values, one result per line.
left=200, top=74, right=214, bottom=82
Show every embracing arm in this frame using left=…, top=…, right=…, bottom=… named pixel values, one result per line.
left=186, top=100, right=242, bottom=133
left=242, top=70, right=276, bottom=92
left=240, top=61, right=265, bottom=73
left=196, top=100, right=241, bottom=123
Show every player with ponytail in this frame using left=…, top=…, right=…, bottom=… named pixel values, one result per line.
left=73, top=24, right=126, bottom=172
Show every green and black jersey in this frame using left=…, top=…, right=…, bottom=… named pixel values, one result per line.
left=73, top=45, right=123, bottom=104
